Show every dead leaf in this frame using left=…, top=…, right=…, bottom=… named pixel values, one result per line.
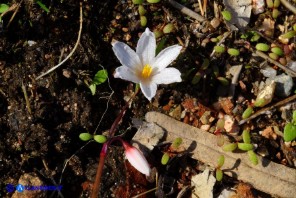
left=191, top=168, right=216, bottom=198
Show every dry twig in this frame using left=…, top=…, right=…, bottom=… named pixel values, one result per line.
left=36, top=3, right=83, bottom=80
left=239, top=94, right=296, bottom=125
left=280, top=0, right=296, bottom=15
left=254, top=50, right=296, bottom=77
left=167, top=0, right=206, bottom=22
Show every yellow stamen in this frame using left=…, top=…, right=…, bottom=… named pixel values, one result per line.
left=141, top=64, right=152, bottom=79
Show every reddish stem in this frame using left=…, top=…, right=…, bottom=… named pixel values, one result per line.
left=91, top=88, right=140, bottom=197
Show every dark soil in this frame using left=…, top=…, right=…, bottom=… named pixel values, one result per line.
left=0, top=0, right=295, bottom=197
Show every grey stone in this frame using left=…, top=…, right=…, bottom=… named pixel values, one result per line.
left=271, top=74, right=294, bottom=97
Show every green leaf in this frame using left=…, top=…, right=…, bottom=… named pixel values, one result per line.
left=36, top=1, right=50, bottom=13
left=161, top=152, right=170, bottom=165
left=237, top=143, right=254, bottom=151
left=156, top=38, right=166, bottom=55
left=283, top=123, right=296, bottom=142
left=163, top=23, right=174, bottom=34
left=248, top=150, right=258, bottom=165
left=221, top=10, right=232, bottom=21
left=132, top=0, right=143, bottom=4
left=217, top=155, right=225, bottom=168
left=171, top=137, right=182, bottom=149
left=242, top=107, right=253, bottom=119
left=93, top=135, right=107, bottom=143
left=292, top=111, right=296, bottom=124
left=89, top=84, right=96, bottom=95
left=191, top=72, right=202, bottom=84
left=201, top=58, right=210, bottom=70
left=242, top=129, right=251, bottom=144
left=215, top=169, right=223, bottom=181
left=79, top=133, right=93, bottom=141
left=140, top=16, right=147, bottom=27
left=92, top=69, right=108, bottom=85
left=222, top=143, right=237, bottom=152
left=217, top=77, right=229, bottom=86
left=147, top=0, right=161, bottom=3
left=0, top=4, right=9, bottom=13
left=227, top=48, right=240, bottom=56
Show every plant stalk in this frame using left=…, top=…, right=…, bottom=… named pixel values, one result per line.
left=91, top=87, right=140, bottom=197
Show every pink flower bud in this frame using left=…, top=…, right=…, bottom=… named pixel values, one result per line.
left=122, top=141, right=151, bottom=176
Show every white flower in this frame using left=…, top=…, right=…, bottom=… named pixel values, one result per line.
left=112, top=28, right=182, bottom=101
left=122, top=141, right=151, bottom=176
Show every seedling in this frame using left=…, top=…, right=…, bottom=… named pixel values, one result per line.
left=221, top=10, right=232, bottom=21
left=163, top=23, right=174, bottom=34
left=222, top=129, right=258, bottom=165
left=283, top=110, right=296, bottom=142
left=89, top=69, right=108, bottom=95
left=215, top=155, right=225, bottom=181
left=0, top=4, right=9, bottom=14
left=161, top=137, right=183, bottom=165
left=242, top=106, right=253, bottom=119
left=227, top=48, right=240, bottom=56
left=256, top=43, right=270, bottom=52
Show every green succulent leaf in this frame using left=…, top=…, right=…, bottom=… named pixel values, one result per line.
left=222, top=143, right=237, bottom=152
left=93, top=135, right=107, bottom=143
left=237, top=143, right=254, bottom=151
left=292, top=110, right=296, bottom=124
left=171, top=137, right=182, bottom=149
left=215, top=169, right=223, bottom=181
left=161, top=152, right=170, bottom=165
left=242, top=129, right=251, bottom=144
left=132, top=0, right=144, bottom=4
left=147, top=0, right=161, bottom=3
left=217, top=155, right=225, bottom=168
left=248, top=150, right=258, bottom=165
left=283, top=123, right=296, bottom=142
left=79, top=133, right=93, bottom=141
left=242, top=107, right=253, bottom=119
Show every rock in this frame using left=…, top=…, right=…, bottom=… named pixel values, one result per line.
left=272, top=74, right=293, bottom=97
left=11, top=173, right=47, bottom=198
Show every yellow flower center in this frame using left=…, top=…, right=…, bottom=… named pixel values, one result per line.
left=141, top=64, right=152, bottom=79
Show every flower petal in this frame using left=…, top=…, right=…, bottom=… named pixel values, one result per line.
left=140, top=81, right=157, bottom=101
left=114, top=66, right=140, bottom=83
left=152, top=68, right=182, bottom=84
left=123, top=142, right=151, bottom=176
left=152, top=45, right=182, bottom=71
left=112, top=41, right=142, bottom=71
left=136, top=28, right=156, bottom=66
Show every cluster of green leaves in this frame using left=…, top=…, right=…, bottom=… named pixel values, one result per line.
left=161, top=137, right=182, bottom=165
left=266, top=0, right=281, bottom=19
left=191, top=57, right=229, bottom=87
left=132, top=0, right=161, bottom=27
left=89, top=69, right=108, bottom=95
left=79, top=132, right=107, bottom=143
left=283, top=111, right=296, bottom=142
left=222, top=129, right=258, bottom=165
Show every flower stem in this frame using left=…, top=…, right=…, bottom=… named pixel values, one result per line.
left=91, top=87, right=140, bottom=197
